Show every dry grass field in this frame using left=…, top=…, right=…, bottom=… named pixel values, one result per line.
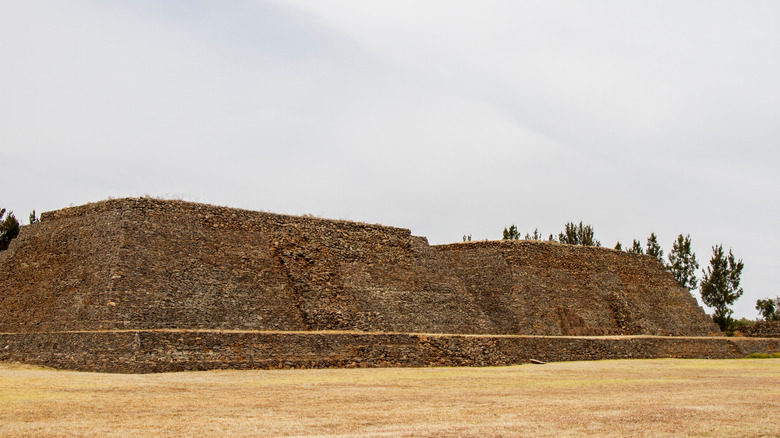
left=1, top=358, right=778, bottom=437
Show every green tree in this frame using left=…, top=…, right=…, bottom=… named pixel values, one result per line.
left=628, top=239, right=644, bottom=254
left=558, top=222, right=578, bottom=244
left=462, top=234, right=472, bottom=242
left=700, top=244, right=744, bottom=331
left=667, top=234, right=699, bottom=291
left=614, top=241, right=622, bottom=250
left=0, top=208, right=20, bottom=251
left=524, top=228, right=542, bottom=241
left=29, top=210, right=40, bottom=224
left=646, top=232, right=663, bottom=262
left=756, top=297, right=780, bottom=321
left=503, top=224, right=520, bottom=240
left=558, top=222, right=600, bottom=247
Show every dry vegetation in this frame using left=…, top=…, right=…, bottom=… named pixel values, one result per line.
left=1, top=358, right=778, bottom=437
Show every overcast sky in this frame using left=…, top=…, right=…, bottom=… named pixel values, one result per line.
left=2, top=1, right=778, bottom=319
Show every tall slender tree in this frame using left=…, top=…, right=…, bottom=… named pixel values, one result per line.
left=502, top=224, right=520, bottom=240
left=29, top=210, right=40, bottom=224
left=667, top=234, right=699, bottom=291
left=628, top=239, right=644, bottom=254
left=646, top=233, right=663, bottom=263
left=700, top=244, right=744, bottom=331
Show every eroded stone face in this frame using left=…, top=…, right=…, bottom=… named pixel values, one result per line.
left=0, top=197, right=719, bottom=337
left=748, top=321, right=780, bottom=338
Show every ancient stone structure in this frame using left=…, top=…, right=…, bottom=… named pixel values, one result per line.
left=747, top=321, right=780, bottom=338
left=2, top=330, right=778, bottom=373
left=1, top=198, right=777, bottom=373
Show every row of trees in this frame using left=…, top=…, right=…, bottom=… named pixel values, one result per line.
left=621, top=233, right=663, bottom=263
left=499, top=222, right=770, bottom=331
left=502, top=221, right=600, bottom=246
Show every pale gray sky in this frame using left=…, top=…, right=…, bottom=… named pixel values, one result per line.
left=2, top=1, right=778, bottom=319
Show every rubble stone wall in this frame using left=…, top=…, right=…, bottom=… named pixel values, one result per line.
left=0, top=197, right=719, bottom=337
left=747, top=321, right=780, bottom=338
left=1, top=330, right=777, bottom=373
left=0, top=205, right=124, bottom=331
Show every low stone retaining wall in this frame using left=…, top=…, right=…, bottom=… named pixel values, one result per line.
left=2, top=331, right=779, bottom=373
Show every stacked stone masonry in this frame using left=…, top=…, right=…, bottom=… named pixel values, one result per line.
left=2, top=331, right=779, bottom=374
left=0, top=198, right=772, bottom=373
left=748, top=321, right=780, bottom=338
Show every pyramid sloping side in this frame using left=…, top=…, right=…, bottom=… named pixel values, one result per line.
left=0, top=198, right=498, bottom=333
left=102, top=199, right=497, bottom=332
left=437, top=241, right=720, bottom=336
left=0, top=205, right=124, bottom=332
left=0, top=198, right=720, bottom=336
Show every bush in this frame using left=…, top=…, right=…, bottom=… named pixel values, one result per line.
left=0, top=208, right=20, bottom=251
left=743, top=352, right=780, bottom=359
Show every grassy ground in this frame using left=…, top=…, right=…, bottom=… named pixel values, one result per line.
left=0, top=358, right=778, bottom=437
